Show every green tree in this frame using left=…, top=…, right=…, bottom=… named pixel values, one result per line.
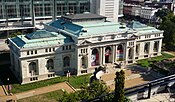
left=159, top=12, right=175, bottom=50
left=59, top=81, right=110, bottom=101
left=155, top=9, right=171, bottom=19
left=59, top=92, right=80, bottom=102
left=114, top=70, right=125, bottom=102
left=8, top=31, right=22, bottom=38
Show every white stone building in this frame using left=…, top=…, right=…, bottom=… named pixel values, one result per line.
left=90, top=0, right=119, bottom=22
left=8, top=14, right=163, bottom=84
left=140, top=7, right=158, bottom=20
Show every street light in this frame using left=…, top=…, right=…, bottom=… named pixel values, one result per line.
left=7, top=78, right=10, bottom=93
left=67, top=70, right=70, bottom=82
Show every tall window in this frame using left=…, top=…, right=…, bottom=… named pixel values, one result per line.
left=117, top=45, right=124, bottom=61
left=91, top=48, right=99, bottom=66
left=44, top=4, right=52, bottom=16
left=29, top=62, right=37, bottom=76
left=154, top=41, right=159, bottom=52
left=46, top=59, right=54, bottom=70
left=144, top=43, right=149, bottom=53
left=63, top=56, right=70, bottom=67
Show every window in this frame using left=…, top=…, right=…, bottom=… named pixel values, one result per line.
left=29, top=62, right=37, bottom=76
left=53, top=48, right=55, bottom=51
left=66, top=46, right=68, bottom=50
left=31, top=50, right=33, bottom=55
left=27, top=51, right=29, bottom=55
left=63, top=56, right=70, bottom=67
left=49, top=48, right=51, bottom=52
left=46, top=59, right=54, bottom=70
left=35, top=50, right=37, bottom=54
left=45, top=48, right=48, bottom=52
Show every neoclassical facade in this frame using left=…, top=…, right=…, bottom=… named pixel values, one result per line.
left=8, top=14, right=163, bottom=84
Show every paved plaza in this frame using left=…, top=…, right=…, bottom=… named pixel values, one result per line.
left=101, top=65, right=164, bottom=90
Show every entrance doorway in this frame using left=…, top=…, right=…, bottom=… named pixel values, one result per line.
left=105, top=46, right=112, bottom=63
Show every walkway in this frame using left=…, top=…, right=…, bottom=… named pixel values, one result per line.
left=0, top=85, right=6, bottom=97
left=101, top=65, right=163, bottom=90
left=139, top=93, right=175, bottom=102
left=14, top=82, right=75, bottom=100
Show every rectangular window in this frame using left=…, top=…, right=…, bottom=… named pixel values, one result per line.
left=53, top=48, right=55, bottom=51
left=45, top=48, right=48, bottom=52
left=66, top=46, right=68, bottom=50
left=35, top=50, right=37, bottom=54
left=31, top=51, right=33, bottom=55
left=62, top=46, right=64, bottom=50
left=49, top=48, right=51, bottom=52
left=27, top=51, right=29, bottom=55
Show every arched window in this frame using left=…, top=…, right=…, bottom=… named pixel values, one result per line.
left=91, top=48, right=99, bottom=66
left=117, top=45, right=124, bottom=61
left=154, top=41, right=159, bottom=52
left=29, top=62, right=37, bottom=76
left=144, top=43, right=149, bottom=53
left=47, top=59, right=54, bottom=70
left=63, top=56, right=70, bottom=67
left=105, top=46, right=112, bottom=63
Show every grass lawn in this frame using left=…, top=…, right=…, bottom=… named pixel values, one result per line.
left=11, top=74, right=91, bottom=94
left=137, top=52, right=174, bottom=68
left=17, top=90, right=64, bottom=102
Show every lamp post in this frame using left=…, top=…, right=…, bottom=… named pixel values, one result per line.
left=67, top=70, right=70, bottom=82
left=7, top=78, right=10, bottom=93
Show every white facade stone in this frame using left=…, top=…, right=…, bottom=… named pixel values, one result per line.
left=8, top=14, right=163, bottom=84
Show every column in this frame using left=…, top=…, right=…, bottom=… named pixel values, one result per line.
left=31, top=0, right=35, bottom=27
left=158, top=39, right=162, bottom=55
left=52, top=0, right=57, bottom=21
left=102, top=47, right=105, bottom=65
left=124, top=45, right=128, bottom=63
left=149, top=41, right=154, bottom=57
left=88, top=48, right=91, bottom=68
left=99, top=47, right=103, bottom=65
left=112, top=45, right=116, bottom=63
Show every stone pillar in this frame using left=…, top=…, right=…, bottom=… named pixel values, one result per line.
left=31, top=0, right=35, bottom=27
left=77, top=48, right=81, bottom=75
left=149, top=41, right=154, bottom=57
left=100, top=47, right=103, bottom=65
left=125, top=47, right=128, bottom=64
left=52, top=0, right=56, bottom=21
left=102, top=46, right=105, bottom=65
left=158, top=39, right=162, bottom=55
left=114, top=45, right=117, bottom=63
left=112, top=45, right=115, bottom=63
left=88, top=48, right=91, bottom=68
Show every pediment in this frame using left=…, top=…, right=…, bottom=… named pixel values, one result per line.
left=130, top=34, right=138, bottom=39
left=79, top=40, right=92, bottom=46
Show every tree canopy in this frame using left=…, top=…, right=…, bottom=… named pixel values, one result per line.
left=59, top=81, right=110, bottom=102
left=114, top=70, right=125, bottom=102
left=155, top=9, right=171, bottom=19
left=159, top=11, right=175, bottom=50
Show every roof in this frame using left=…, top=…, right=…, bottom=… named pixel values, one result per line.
left=49, top=19, right=83, bottom=36
left=25, top=30, right=57, bottom=39
left=62, top=13, right=106, bottom=20
left=127, top=21, right=147, bottom=29
left=10, top=30, right=74, bottom=49
left=49, top=19, right=163, bottom=38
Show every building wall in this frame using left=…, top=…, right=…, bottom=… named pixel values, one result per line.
left=90, top=0, right=119, bottom=22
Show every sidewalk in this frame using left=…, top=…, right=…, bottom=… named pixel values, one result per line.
left=15, top=82, right=75, bottom=100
